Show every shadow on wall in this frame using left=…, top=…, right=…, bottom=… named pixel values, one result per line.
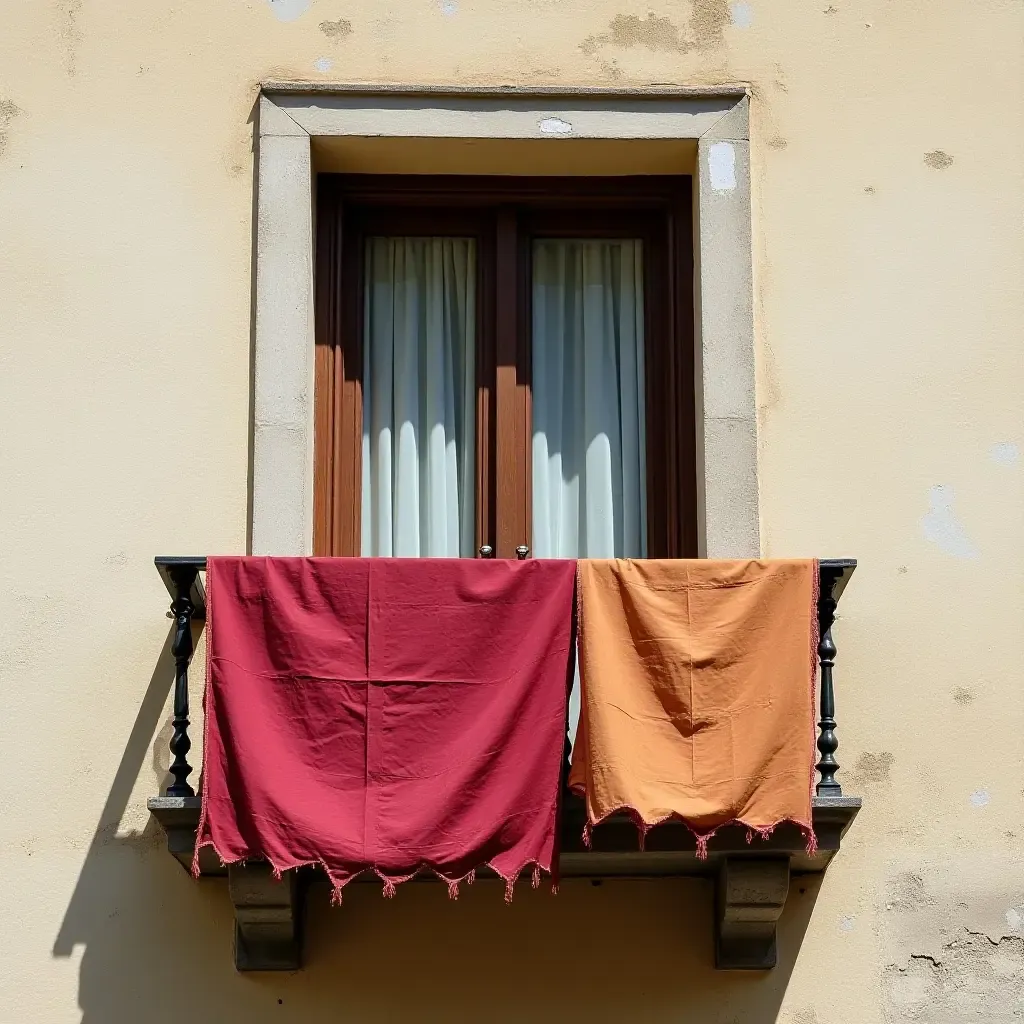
left=52, top=625, right=822, bottom=1024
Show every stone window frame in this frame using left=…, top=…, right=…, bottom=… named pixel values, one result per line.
left=253, top=84, right=757, bottom=559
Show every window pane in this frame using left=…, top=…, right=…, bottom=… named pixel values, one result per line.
left=531, top=239, right=647, bottom=559
left=361, top=237, right=476, bottom=557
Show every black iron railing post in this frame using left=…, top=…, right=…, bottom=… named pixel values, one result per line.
left=166, top=565, right=199, bottom=797
left=815, top=565, right=844, bottom=796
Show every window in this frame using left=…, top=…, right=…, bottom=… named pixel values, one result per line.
left=313, top=175, right=697, bottom=560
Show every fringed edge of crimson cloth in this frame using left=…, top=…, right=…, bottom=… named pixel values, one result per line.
left=191, top=841, right=555, bottom=904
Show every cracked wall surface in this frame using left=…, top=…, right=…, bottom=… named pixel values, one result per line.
left=885, top=931, right=1024, bottom=1022
left=1, top=0, right=1023, bottom=1022
left=876, top=854, right=1024, bottom=1023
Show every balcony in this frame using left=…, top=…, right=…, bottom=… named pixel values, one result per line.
left=148, top=556, right=860, bottom=972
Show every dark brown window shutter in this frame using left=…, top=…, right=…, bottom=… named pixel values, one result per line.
left=313, top=179, right=363, bottom=556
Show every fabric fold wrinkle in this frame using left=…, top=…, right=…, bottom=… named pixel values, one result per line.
left=195, top=556, right=576, bottom=902
left=569, top=558, right=820, bottom=857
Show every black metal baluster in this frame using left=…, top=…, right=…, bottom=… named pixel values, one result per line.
left=815, top=567, right=843, bottom=796
left=515, top=546, right=529, bottom=560
left=478, top=545, right=494, bottom=559
left=166, top=565, right=199, bottom=797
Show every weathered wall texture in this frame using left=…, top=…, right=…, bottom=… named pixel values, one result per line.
left=1, top=1, right=1022, bottom=1022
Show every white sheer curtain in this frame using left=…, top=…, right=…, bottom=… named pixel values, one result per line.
left=532, top=239, right=647, bottom=561
left=531, top=239, right=647, bottom=747
left=361, top=237, right=476, bottom=557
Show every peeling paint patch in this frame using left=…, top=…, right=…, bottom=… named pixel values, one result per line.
left=886, top=872, right=936, bottom=912
left=267, top=0, right=311, bottom=22
left=581, top=2, right=727, bottom=57
left=691, top=0, right=730, bottom=48
left=924, top=149, right=954, bottom=170
left=581, top=13, right=686, bottom=55
left=0, top=98, right=21, bottom=159
left=1006, top=908, right=1023, bottom=933
left=839, top=915, right=856, bottom=934
left=731, top=2, right=754, bottom=28
left=823, top=4, right=838, bottom=11
left=953, top=686, right=974, bottom=705
left=850, top=750, right=895, bottom=785
left=990, top=441, right=1020, bottom=466
left=921, top=484, right=979, bottom=559
left=319, top=18, right=352, bottom=39
left=767, top=136, right=787, bottom=149
left=440, top=0, right=458, bottom=15
left=884, top=929, right=1024, bottom=1021
left=792, top=1010, right=820, bottom=1024
left=56, top=0, right=83, bottom=77
left=539, top=117, right=572, bottom=136
left=314, top=57, right=333, bottom=72
left=970, top=788, right=990, bottom=808
left=709, top=142, right=736, bottom=192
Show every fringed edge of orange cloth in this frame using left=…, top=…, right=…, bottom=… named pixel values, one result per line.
left=570, top=790, right=819, bottom=861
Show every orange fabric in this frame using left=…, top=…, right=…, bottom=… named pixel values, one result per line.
left=569, top=559, right=819, bottom=851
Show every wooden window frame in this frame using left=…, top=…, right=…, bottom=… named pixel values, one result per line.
left=314, top=174, right=697, bottom=559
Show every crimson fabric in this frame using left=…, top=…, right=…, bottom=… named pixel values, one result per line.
left=194, top=557, right=576, bottom=899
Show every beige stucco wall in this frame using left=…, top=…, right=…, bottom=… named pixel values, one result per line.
left=1, top=1, right=1022, bottom=1021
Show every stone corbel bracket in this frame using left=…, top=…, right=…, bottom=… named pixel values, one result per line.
left=150, top=796, right=300, bottom=971
left=230, top=863, right=300, bottom=971
left=716, top=857, right=790, bottom=969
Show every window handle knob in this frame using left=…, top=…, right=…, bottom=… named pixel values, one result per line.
left=478, top=545, right=495, bottom=559
left=515, top=546, right=530, bottom=560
